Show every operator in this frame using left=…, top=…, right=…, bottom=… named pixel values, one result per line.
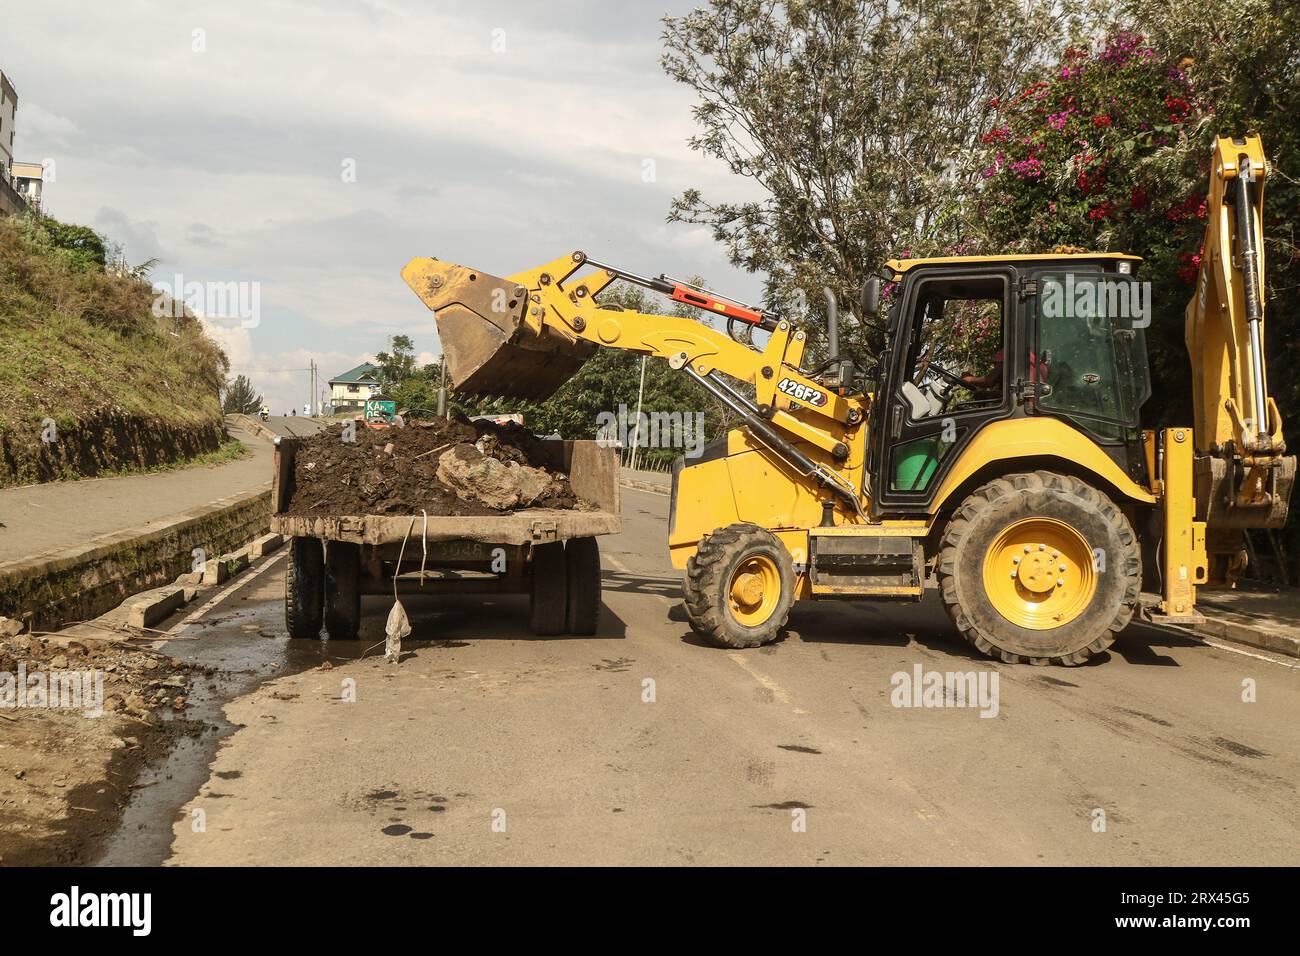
left=961, top=349, right=1050, bottom=396
left=961, top=350, right=1005, bottom=395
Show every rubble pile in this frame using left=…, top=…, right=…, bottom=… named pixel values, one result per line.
left=0, top=622, right=195, bottom=722
left=283, top=416, right=582, bottom=517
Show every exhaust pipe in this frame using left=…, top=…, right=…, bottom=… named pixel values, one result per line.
left=823, top=287, right=839, bottom=360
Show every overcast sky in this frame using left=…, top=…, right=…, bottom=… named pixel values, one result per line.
left=3, top=0, right=761, bottom=413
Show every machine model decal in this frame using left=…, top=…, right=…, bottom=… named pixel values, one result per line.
left=777, top=377, right=828, bottom=406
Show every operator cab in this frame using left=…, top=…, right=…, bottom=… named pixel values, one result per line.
left=864, top=254, right=1151, bottom=518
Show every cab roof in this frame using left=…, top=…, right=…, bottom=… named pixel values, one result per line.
left=885, top=252, right=1141, bottom=275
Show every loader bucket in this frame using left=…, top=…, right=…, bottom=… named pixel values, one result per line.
left=402, top=257, right=595, bottom=401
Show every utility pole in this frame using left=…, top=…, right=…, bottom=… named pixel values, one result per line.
left=437, top=356, right=448, bottom=417
left=308, top=359, right=316, bottom=417
left=629, top=354, right=647, bottom=472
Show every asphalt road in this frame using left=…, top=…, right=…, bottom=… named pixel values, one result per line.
left=138, top=488, right=1297, bottom=866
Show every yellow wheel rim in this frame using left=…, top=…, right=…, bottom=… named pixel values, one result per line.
left=728, top=555, right=781, bottom=627
left=982, top=518, right=1097, bottom=630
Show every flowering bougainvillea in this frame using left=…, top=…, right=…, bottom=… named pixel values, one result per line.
left=973, top=30, right=1217, bottom=429
left=977, top=32, right=1208, bottom=270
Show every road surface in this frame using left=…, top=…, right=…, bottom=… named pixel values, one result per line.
left=106, top=488, right=1299, bottom=866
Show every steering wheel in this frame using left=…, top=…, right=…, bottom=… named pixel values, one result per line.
left=926, top=362, right=967, bottom=389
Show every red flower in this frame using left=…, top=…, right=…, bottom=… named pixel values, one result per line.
left=1089, top=201, right=1116, bottom=221
left=1176, top=250, right=1203, bottom=284
left=1092, top=114, right=1112, bottom=128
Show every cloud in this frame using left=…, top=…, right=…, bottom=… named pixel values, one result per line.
left=3, top=0, right=768, bottom=421
left=13, top=102, right=79, bottom=152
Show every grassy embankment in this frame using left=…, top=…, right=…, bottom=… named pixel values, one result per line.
left=0, top=215, right=239, bottom=485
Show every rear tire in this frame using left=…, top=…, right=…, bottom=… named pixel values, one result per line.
left=937, top=471, right=1140, bottom=665
left=684, top=523, right=794, bottom=649
left=565, top=537, right=601, bottom=635
left=529, top=542, right=568, bottom=636
left=286, top=537, right=324, bottom=639
left=323, top=541, right=362, bottom=641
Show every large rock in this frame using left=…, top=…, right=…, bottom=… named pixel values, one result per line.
left=436, top=443, right=557, bottom=510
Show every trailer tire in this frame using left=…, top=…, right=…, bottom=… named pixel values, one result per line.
left=565, top=537, right=601, bottom=635
left=285, top=536, right=323, bottom=639
left=323, top=541, right=362, bottom=641
left=529, top=542, right=568, bottom=636
left=684, top=523, right=794, bottom=649
left=937, top=471, right=1140, bottom=666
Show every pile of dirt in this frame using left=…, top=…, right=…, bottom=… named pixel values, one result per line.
left=284, top=416, right=581, bottom=517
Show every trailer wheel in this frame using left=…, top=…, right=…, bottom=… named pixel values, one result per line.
left=565, top=537, right=601, bottom=635
left=529, top=542, right=568, bottom=636
left=323, top=541, right=362, bottom=641
left=285, top=537, right=323, bottom=638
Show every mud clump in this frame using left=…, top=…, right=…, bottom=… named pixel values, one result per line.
left=284, top=416, right=581, bottom=517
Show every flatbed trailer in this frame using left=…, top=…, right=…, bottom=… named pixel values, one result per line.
left=269, top=436, right=621, bottom=639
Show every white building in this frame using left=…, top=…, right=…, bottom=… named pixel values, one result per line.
left=0, top=69, right=47, bottom=216
left=0, top=71, right=16, bottom=180
left=11, top=161, right=42, bottom=210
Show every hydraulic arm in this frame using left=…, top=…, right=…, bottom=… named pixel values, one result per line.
left=401, top=251, right=868, bottom=514
left=1184, top=134, right=1295, bottom=581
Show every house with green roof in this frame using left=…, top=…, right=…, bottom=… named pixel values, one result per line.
left=329, top=362, right=381, bottom=412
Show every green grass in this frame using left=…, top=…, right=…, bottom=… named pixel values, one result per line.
left=0, top=216, right=227, bottom=431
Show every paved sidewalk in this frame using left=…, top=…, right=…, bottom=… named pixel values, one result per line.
left=0, top=422, right=273, bottom=567
left=621, top=466, right=671, bottom=495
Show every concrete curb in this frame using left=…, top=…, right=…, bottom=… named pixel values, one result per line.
left=128, top=587, right=186, bottom=629
left=621, top=478, right=670, bottom=502
left=225, top=413, right=278, bottom=443
left=1193, top=613, right=1300, bottom=659
left=0, top=484, right=272, bottom=633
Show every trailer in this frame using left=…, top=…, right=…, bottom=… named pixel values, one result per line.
left=269, top=436, right=622, bottom=640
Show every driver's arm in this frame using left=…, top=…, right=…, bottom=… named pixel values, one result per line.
left=962, top=358, right=1003, bottom=389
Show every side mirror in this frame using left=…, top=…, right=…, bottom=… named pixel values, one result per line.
left=860, top=276, right=882, bottom=316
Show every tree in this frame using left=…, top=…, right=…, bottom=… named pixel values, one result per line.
left=222, top=374, right=263, bottom=414
left=973, top=2, right=1300, bottom=429
left=1115, top=0, right=1300, bottom=428
left=16, top=216, right=108, bottom=272
left=661, top=0, right=1085, bottom=364
left=374, top=334, right=417, bottom=392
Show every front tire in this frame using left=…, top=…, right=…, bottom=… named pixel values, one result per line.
left=937, top=471, right=1140, bottom=665
left=684, top=523, right=794, bottom=648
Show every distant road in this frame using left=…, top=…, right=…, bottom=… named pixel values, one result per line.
left=259, top=415, right=332, bottom=439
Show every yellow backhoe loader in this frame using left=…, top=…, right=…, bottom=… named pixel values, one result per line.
left=402, top=133, right=1293, bottom=665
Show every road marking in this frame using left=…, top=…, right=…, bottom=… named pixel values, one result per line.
left=163, top=551, right=287, bottom=639
left=728, top=652, right=808, bottom=714
left=604, top=553, right=632, bottom=574
left=1202, top=639, right=1300, bottom=669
